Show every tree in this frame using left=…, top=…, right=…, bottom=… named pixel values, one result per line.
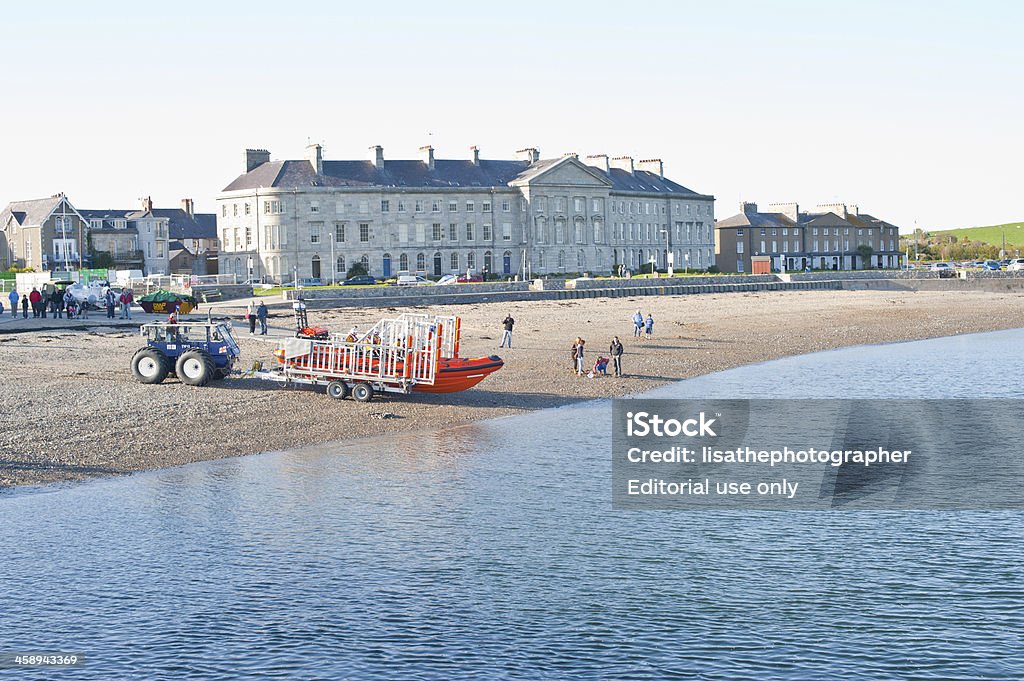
left=346, top=261, right=368, bottom=279
left=856, top=244, right=874, bottom=269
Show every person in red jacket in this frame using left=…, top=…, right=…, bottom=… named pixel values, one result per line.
left=29, top=288, right=42, bottom=318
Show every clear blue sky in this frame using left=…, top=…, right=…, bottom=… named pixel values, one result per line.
left=2, top=0, right=1020, bottom=230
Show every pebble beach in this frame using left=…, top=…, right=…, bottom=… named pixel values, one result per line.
left=2, top=288, right=1022, bottom=489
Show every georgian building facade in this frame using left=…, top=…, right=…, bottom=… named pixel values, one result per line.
left=716, top=201, right=903, bottom=273
left=217, top=145, right=715, bottom=283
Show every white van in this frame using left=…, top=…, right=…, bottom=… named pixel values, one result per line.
left=396, top=274, right=431, bottom=286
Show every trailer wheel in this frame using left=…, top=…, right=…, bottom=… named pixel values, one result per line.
left=326, top=380, right=349, bottom=400
left=132, top=347, right=169, bottom=384
left=176, top=349, right=215, bottom=387
left=351, top=382, right=373, bottom=403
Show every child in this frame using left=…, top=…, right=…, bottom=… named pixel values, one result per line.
left=594, top=356, right=609, bottom=376
left=645, top=314, right=654, bottom=339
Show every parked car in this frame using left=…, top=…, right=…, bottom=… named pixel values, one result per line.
left=396, top=274, right=432, bottom=286
left=1006, top=259, right=1024, bottom=272
left=456, top=273, right=484, bottom=283
left=342, top=275, right=377, bottom=286
left=982, top=260, right=1001, bottom=270
left=435, top=274, right=458, bottom=286
left=929, top=262, right=955, bottom=272
left=297, top=277, right=323, bottom=287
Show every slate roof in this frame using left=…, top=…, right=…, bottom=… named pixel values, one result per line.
left=719, top=208, right=901, bottom=232
left=1, top=196, right=65, bottom=228
left=716, top=211, right=798, bottom=229
left=80, top=207, right=217, bottom=239
left=223, top=155, right=707, bottom=196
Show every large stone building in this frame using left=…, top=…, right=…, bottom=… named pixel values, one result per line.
left=217, top=144, right=715, bottom=282
left=716, top=202, right=902, bottom=273
left=1, top=193, right=91, bottom=271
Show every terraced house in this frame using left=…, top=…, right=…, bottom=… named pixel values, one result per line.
left=716, top=202, right=903, bottom=273
left=217, top=144, right=715, bottom=283
left=0, top=193, right=90, bottom=271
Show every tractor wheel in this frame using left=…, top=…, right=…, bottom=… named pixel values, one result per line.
left=326, top=380, right=349, bottom=400
left=131, top=347, right=169, bottom=384
left=351, top=382, right=374, bottom=403
left=176, top=349, right=215, bottom=387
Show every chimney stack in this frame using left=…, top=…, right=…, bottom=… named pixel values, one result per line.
left=637, top=159, right=664, bottom=179
left=244, top=148, right=270, bottom=173
left=516, top=147, right=540, bottom=164
left=370, top=145, right=384, bottom=169
left=741, top=201, right=758, bottom=215
left=420, top=145, right=435, bottom=171
left=610, top=156, right=634, bottom=175
left=586, top=154, right=610, bottom=173
left=306, top=143, right=323, bottom=175
left=767, top=202, right=799, bottom=222
left=470, top=145, right=480, bottom=166
left=181, top=198, right=194, bottom=217
left=142, top=196, right=153, bottom=213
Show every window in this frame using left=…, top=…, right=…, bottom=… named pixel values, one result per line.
left=415, top=200, right=424, bottom=212
left=432, top=200, right=441, bottom=212
left=360, top=254, right=369, bottom=270
left=482, top=201, right=492, bottom=213
left=498, top=199, right=509, bottom=213
left=336, top=223, right=346, bottom=242
left=398, top=200, right=406, bottom=212
left=737, top=229, right=744, bottom=236
left=244, top=203, right=251, bottom=216
left=233, top=204, right=238, bottom=217
left=466, top=200, right=475, bottom=212
left=222, top=205, right=228, bottom=217
left=381, top=200, right=390, bottom=212
left=555, top=198, right=565, bottom=212
left=310, top=201, right=320, bottom=213
left=449, top=223, right=458, bottom=240
left=337, top=255, right=345, bottom=273
left=450, top=252, right=459, bottom=270
left=467, top=252, right=476, bottom=269
left=736, top=241, right=745, bottom=254
left=574, top=220, right=584, bottom=243
left=574, top=198, right=584, bottom=213
left=483, top=224, right=492, bottom=241
left=359, top=223, right=370, bottom=242
left=448, top=200, right=458, bottom=212
left=466, top=223, right=474, bottom=240
left=416, top=253, right=425, bottom=270
left=246, top=226, right=253, bottom=247
left=359, top=200, right=369, bottom=214
left=772, top=241, right=778, bottom=252
left=535, top=197, right=546, bottom=213
left=310, top=223, right=321, bottom=244
left=502, top=223, right=512, bottom=241
left=593, top=199, right=602, bottom=213
left=593, top=222, right=602, bottom=243
left=416, top=224, right=425, bottom=242
left=432, top=223, right=442, bottom=241
left=399, top=253, right=409, bottom=271
left=813, top=240, right=819, bottom=252
left=760, top=240, right=766, bottom=252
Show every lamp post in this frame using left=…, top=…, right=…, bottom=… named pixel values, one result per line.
left=661, top=229, right=671, bottom=277
left=330, top=231, right=336, bottom=286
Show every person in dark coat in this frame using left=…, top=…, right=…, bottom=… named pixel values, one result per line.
left=610, top=336, right=624, bottom=377
left=21, top=294, right=29, bottom=318
left=256, top=301, right=268, bottom=335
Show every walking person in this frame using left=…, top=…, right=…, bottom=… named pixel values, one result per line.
left=575, top=337, right=586, bottom=375
left=499, top=313, right=514, bottom=348
left=645, top=313, right=654, bottom=340
left=119, top=287, right=134, bottom=319
left=610, top=336, right=624, bottom=377
left=246, top=301, right=257, bottom=334
left=256, top=300, right=268, bottom=335
left=632, top=309, right=644, bottom=338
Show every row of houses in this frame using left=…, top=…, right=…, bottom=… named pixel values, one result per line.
left=0, top=144, right=904, bottom=280
left=0, top=194, right=218, bottom=276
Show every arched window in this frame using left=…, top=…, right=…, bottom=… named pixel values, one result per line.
left=536, top=218, right=546, bottom=243
left=234, top=257, right=241, bottom=275
left=555, top=219, right=565, bottom=244
left=360, top=254, right=369, bottom=273
left=450, top=252, right=459, bottom=270
left=416, top=253, right=425, bottom=271
left=574, top=217, right=585, bottom=244
left=467, top=251, right=475, bottom=269
left=557, top=250, right=565, bottom=269
left=336, top=255, right=345, bottom=275
left=593, top=219, right=603, bottom=244
left=400, top=253, right=409, bottom=271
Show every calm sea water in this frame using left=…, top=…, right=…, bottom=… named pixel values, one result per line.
left=3, top=330, right=1023, bottom=680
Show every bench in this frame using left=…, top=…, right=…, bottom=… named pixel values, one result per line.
left=200, top=289, right=223, bottom=303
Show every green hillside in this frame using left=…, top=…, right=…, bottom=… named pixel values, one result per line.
left=930, top=222, right=1024, bottom=247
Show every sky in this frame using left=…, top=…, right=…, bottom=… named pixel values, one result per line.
left=1, top=0, right=1021, bottom=231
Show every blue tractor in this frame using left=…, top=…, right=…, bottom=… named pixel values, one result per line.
left=131, top=321, right=241, bottom=386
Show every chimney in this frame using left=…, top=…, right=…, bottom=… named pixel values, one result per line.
left=306, top=143, right=323, bottom=175
left=586, top=154, right=610, bottom=173
left=562, top=152, right=578, bottom=159
left=637, top=159, right=664, bottom=179
left=420, top=145, right=435, bottom=171
left=470, top=145, right=480, bottom=166
left=142, top=196, right=153, bottom=213
left=370, top=145, right=384, bottom=169
left=741, top=201, right=758, bottom=215
left=516, top=147, right=540, bottom=164
left=816, top=203, right=848, bottom=219
left=181, top=198, right=194, bottom=217
left=767, top=202, right=799, bottom=222
left=848, top=204, right=859, bottom=216
left=610, top=156, right=634, bottom=175
left=245, top=148, right=270, bottom=173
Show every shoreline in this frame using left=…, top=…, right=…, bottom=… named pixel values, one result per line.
left=2, top=288, right=1023, bottom=490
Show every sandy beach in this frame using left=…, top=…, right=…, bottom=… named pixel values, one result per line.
left=2, top=288, right=1022, bottom=489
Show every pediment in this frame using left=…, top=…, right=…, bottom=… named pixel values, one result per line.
left=512, top=157, right=613, bottom=188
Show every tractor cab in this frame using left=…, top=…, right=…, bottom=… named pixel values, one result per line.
left=132, top=321, right=241, bottom=386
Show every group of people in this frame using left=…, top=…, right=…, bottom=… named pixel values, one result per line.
left=631, top=309, right=655, bottom=339
left=245, top=300, right=269, bottom=335
left=4, top=285, right=135, bottom=321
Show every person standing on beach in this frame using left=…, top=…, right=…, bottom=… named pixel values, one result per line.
left=51, top=288, right=62, bottom=318
left=610, top=336, right=624, bottom=377
left=632, top=309, right=644, bottom=338
left=256, top=300, right=268, bottom=335
left=8, top=289, right=18, bottom=316
left=246, top=301, right=257, bottom=334
left=104, top=288, right=117, bottom=319
left=500, top=313, right=515, bottom=348
left=29, top=288, right=41, bottom=318
left=575, top=338, right=586, bottom=375
left=119, top=288, right=133, bottom=319
left=21, top=293, right=29, bottom=318
left=645, top=314, right=654, bottom=340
